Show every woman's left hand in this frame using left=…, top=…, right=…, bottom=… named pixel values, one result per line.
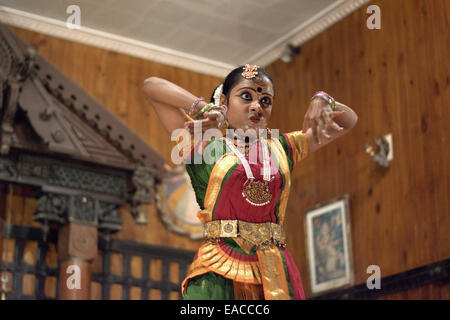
left=302, top=98, right=345, bottom=145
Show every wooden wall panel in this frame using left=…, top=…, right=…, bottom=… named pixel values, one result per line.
left=266, top=0, right=449, bottom=297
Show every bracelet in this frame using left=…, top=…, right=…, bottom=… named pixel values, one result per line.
left=189, top=97, right=205, bottom=117
left=194, top=103, right=213, bottom=120
left=311, top=91, right=336, bottom=111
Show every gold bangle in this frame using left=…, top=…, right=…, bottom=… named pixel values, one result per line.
left=329, top=96, right=336, bottom=111
left=194, top=103, right=213, bottom=119
left=312, top=91, right=336, bottom=111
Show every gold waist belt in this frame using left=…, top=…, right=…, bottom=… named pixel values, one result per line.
left=203, top=220, right=286, bottom=249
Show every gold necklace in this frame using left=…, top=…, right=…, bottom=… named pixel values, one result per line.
left=223, top=135, right=273, bottom=206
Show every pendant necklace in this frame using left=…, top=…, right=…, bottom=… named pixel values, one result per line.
left=223, top=135, right=273, bottom=206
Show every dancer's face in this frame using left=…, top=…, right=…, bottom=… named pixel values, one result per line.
left=222, top=77, right=274, bottom=133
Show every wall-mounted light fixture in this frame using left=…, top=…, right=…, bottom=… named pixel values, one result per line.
left=364, top=133, right=393, bottom=168
left=280, top=43, right=302, bottom=63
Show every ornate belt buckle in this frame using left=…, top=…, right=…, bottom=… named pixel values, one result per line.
left=238, top=221, right=254, bottom=243
left=258, top=223, right=271, bottom=238
left=204, top=221, right=220, bottom=239
left=239, top=221, right=270, bottom=247
left=220, top=220, right=238, bottom=237
left=257, top=223, right=273, bottom=247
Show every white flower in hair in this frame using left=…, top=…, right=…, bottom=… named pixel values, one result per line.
left=213, top=84, right=223, bottom=106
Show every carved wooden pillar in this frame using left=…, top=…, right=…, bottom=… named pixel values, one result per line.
left=33, top=189, right=121, bottom=300
left=53, top=194, right=99, bottom=300
left=57, top=222, right=97, bottom=300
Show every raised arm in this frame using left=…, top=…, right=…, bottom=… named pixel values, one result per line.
left=142, top=77, right=208, bottom=134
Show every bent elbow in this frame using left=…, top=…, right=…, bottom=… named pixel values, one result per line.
left=142, top=77, right=167, bottom=99
left=352, top=112, right=359, bottom=128
left=345, top=108, right=358, bottom=130
left=142, top=77, right=157, bottom=96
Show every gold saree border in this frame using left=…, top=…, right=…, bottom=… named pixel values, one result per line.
left=269, top=138, right=291, bottom=226
left=197, top=154, right=238, bottom=224
left=256, top=245, right=291, bottom=300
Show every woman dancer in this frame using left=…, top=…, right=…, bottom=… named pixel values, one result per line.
left=142, top=65, right=358, bottom=300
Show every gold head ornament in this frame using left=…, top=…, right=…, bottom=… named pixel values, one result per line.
left=241, top=64, right=259, bottom=79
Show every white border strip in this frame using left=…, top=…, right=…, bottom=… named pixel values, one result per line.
left=0, top=6, right=233, bottom=78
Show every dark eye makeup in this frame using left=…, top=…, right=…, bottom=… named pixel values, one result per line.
left=237, top=91, right=272, bottom=106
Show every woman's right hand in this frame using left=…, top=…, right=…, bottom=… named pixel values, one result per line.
left=184, top=106, right=227, bottom=135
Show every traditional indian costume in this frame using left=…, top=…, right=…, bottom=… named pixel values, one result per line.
left=180, top=129, right=309, bottom=300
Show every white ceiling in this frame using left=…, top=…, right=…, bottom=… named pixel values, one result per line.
left=0, top=0, right=368, bottom=76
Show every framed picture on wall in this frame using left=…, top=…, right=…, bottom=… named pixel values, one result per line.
left=304, top=194, right=354, bottom=296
